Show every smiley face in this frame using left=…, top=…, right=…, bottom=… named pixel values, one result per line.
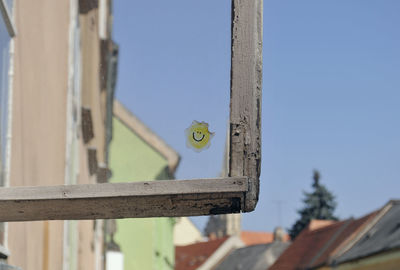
left=185, top=121, right=214, bottom=152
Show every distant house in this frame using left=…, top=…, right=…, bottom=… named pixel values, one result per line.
left=175, top=236, right=244, bottom=270
left=269, top=200, right=400, bottom=270
left=174, top=217, right=205, bottom=246
left=240, top=231, right=290, bottom=246
left=215, top=242, right=290, bottom=270
left=331, top=200, right=400, bottom=270
left=175, top=228, right=289, bottom=270
left=109, top=100, right=180, bottom=270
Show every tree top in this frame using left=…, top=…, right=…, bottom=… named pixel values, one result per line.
left=313, top=170, right=320, bottom=187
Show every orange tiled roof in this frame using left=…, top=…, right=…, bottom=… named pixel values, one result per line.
left=269, top=213, right=378, bottom=270
left=240, top=231, right=290, bottom=246
left=175, top=237, right=229, bottom=270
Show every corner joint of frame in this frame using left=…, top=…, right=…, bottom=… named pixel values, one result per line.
left=242, top=176, right=259, bottom=212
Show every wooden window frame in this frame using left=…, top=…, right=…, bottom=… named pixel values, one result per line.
left=0, top=0, right=262, bottom=221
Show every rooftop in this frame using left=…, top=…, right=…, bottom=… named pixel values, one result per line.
left=215, top=242, right=290, bottom=270
left=175, top=237, right=229, bottom=270
left=269, top=212, right=377, bottom=270
left=334, top=200, right=400, bottom=264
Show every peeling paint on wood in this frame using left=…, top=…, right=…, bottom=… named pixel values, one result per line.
left=229, top=0, right=263, bottom=212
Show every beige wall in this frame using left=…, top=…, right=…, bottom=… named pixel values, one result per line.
left=174, top=217, right=204, bottom=246
left=7, top=0, right=112, bottom=269
left=8, top=0, right=70, bottom=269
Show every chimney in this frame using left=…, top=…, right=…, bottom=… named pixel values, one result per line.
left=273, top=227, right=285, bottom=242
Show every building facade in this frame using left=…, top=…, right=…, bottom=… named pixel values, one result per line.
left=0, top=0, right=117, bottom=269
left=173, top=217, right=204, bottom=246
left=109, top=101, right=180, bottom=270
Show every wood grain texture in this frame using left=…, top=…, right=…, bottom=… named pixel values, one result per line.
left=229, top=0, right=263, bottom=212
left=0, top=177, right=248, bottom=221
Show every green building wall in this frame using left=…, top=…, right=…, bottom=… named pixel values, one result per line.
left=109, top=117, right=175, bottom=270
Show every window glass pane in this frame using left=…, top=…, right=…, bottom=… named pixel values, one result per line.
left=113, top=1, right=231, bottom=180
left=0, top=16, right=10, bottom=187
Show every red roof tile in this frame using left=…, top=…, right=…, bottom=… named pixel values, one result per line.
left=310, top=212, right=378, bottom=268
left=269, top=213, right=377, bottom=270
left=175, top=237, right=229, bottom=270
left=270, top=220, right=343, bottom=270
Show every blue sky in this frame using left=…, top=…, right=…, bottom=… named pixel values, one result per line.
left=113, top=1, right=400, bottom=233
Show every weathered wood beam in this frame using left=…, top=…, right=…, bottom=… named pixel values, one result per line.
left=229, top=0, right=263, bottom=212
left=0, top=177, right=248, bottom=221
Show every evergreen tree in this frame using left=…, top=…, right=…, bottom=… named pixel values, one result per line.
left=289, top=170, right=338, bottom=240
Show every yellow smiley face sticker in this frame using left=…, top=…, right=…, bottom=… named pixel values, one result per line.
left=185, top=120, right=215, bottom=152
